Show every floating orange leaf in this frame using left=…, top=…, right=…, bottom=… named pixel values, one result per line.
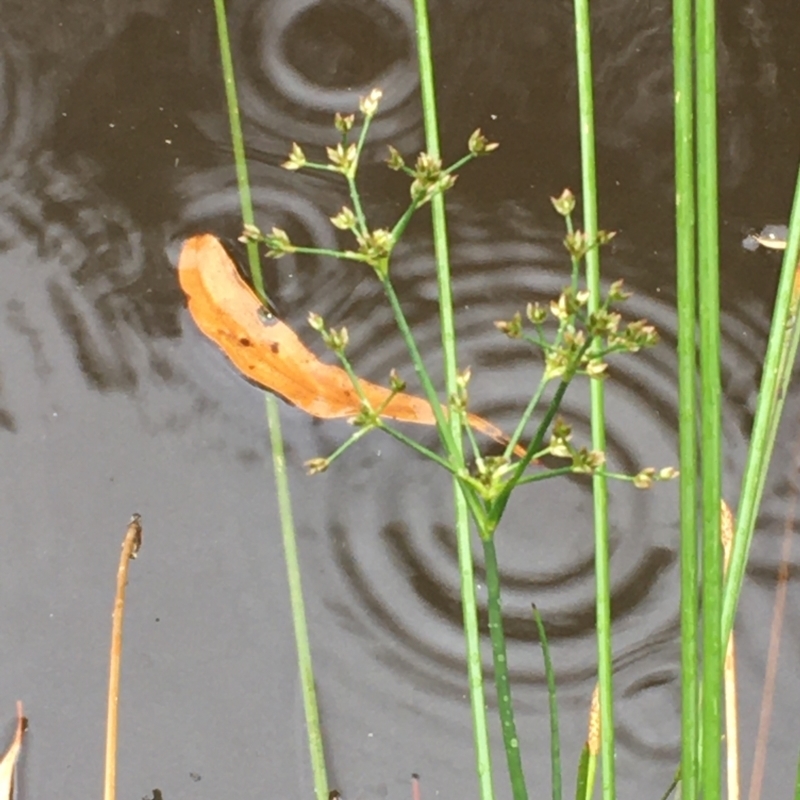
left=0, top=702, right=25, bottom=800
left=178, top=234, right=522, bottom=454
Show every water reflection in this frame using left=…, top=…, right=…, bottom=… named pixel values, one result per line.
left=1, top=1, right=799, bottom=796
left=289, top=206, right=766, bottom=767
left=189, top=0, right=421, bottom=161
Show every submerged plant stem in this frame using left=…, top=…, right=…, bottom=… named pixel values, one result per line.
left=483, top=539, right=527, bottom=800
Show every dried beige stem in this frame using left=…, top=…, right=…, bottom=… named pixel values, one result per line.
left=721, top=500, right=740, bottom=800
left=0, top=702, right=26, bottom=800
left=104, top=514, right=142, bottom=800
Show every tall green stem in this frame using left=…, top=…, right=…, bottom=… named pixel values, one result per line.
left=411, top=2, right=494, bottom=798
left=722, top=166, right=800, bottom=644
left=267, top=399, right=328, bottom=800
left=672, top=0, right=699, bottom=796
left=213, top=3, right=328, bottom=799
left=572, top=2, right=615, bottom=799
left=695, top=0, right=723, bottom=794
left=212, top=0, right=264, bottom=299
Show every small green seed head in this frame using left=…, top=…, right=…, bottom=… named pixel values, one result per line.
left=386, top=146, right=405, bottom=171
left=359, top=88, right=383, bottom=118
left=468, top=128, right=499, bottom=156
left=305, top=457, right=329, bottom=475
left=331, top=206, right=357, bottom=231
left=334, top=112, right=355, bottom=133
left=551, top=189, right=576, bottom=216
left=282, top=142, right=307, bottom=171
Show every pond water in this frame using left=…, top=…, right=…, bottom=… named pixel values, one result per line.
left=1, top=1, right=800, bottom=799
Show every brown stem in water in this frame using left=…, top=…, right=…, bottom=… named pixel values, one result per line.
left=104, top=514, right=143, bottom=800
left=411, top=774, right=421, bottom=800
left=748, top=440, right=800, bottom=800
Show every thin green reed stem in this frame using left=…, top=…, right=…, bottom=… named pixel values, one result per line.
left=213, top=3, right=328, bottom=799
left=696, top=0, right=722, bottom=794
left=483, top=539, right=528, bottom=800
left=722, top=165, right=800, bottom=645
left=673, top=0, right=699, bottom=795
left=412, top=3, right=495, bottom=800
left=532, top=606, right=562, bottom=800
left=380, top=277, right=457, bottom=453
left=212, top=0, right=263, bottom=298
left=267, top=399, right=328, bottom=800
left=794, top=747, right=800, bottom=800
left=572, top=2, right=615, bottom=800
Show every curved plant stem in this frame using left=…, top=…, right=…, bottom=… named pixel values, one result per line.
left=411, top=1, right=494, bottom=798
left=483, top=539, right=527, bottom=800
left=723, top=164, right=800, bottom=644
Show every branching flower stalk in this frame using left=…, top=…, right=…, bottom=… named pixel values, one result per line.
left=244, top=91, right=677, bottom=796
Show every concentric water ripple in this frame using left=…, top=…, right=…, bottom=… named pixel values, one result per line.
left=176, top=163, right=346, bottom=323
left=189, top=0, right=421, bottom=159
left=287, top=207, right=762, bottom=745
left=0, top=31, right=42, bottom=177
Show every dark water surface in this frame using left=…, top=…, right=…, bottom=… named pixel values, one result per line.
left=2, top=1, right=800, bottom=798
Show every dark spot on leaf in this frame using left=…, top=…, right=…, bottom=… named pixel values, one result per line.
left=271, top=342, right=279, bottom=354
left=239, top=337, right=251, bottom=346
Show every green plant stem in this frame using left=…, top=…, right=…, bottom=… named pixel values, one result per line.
left=722, top=165, right=800, bottom=645
left=515, top=466, right=575, bottom=486
left=572, top=1, right=615, bottom=798
left=212, top=0, right=264, bottom=300
left=213, top=3, right=328, bottom=799
left=380, top=276, right=455, bottom=450
left=348, top=118, right=374, bottom=235
left=376, top=423, right=457, bottom=471
left=381, top=279, right=489, bottom=530
left=317, top=424, right=375, bottom=468
left=695, top=0, right=723, bottom=794
left=575, top=745, right=591, bottom=800
left=672, top=0, right=699, bottom=792
left=267, top=398, right=328, bottom=800
left=412, top=1, right=494, bottom=798
left=490, top=378, right=572, bottom=526
left=794, top=747, right=800, bottom=800
left=289, top=245, right=367, bottom=261
left=483, top=539, right=528, bottom=800
left=505, top=376, right=549, bottom=459
left=533, top=606, right=562, bottom=800
left=391, top=200, right=423, bottom=242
